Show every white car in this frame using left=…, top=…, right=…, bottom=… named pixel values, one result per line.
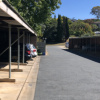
left=26, top=44, right=37, bottom=57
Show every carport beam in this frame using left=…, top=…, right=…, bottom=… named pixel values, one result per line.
left=9, top=24, right=11, bottom=78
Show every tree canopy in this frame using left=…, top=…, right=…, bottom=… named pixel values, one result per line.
left=43, top=17, right=57, bottom=42
left=43, top=15, right=70, bottom=43
left=57, top=14, right=62, bottom=42
left=84, top=19, right=98, bottom=31
left=91, top=6, right=100, bottom=19
left=8, top=0, right=61, bottom=32
left=69, top=20, right=94, bottom=36
left=62, top=16, right=69, bottom=41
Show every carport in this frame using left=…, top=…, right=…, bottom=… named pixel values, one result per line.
left=69, top=36, right=100, bottom=57
left=0, top=0, right=37, bottom=81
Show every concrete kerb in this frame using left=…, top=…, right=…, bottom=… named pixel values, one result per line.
left=17, top=56, right=41, bottom=100
left=46, top=50, right=48, bottom=55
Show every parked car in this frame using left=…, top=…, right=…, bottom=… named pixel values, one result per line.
left=25, top=45, right=32, bottom=61
left=11, top=43, right=32, bottom=62
left=26, top=44, right=37, bottom=57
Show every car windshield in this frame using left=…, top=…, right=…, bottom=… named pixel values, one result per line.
left=30, top=45, right=35, bottom=49
left=26, top=45, right=30, bottom=50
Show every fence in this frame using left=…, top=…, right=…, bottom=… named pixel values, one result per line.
left=37, top=42, right=46, bottom=55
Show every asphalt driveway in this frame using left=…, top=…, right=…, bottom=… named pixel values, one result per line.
left=34, top=46, right=100, bottom=100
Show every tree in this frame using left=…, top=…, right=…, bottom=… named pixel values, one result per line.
left=54, top=14, right=56, bottom=19
left=84, top=19, right=94, bottom=25
left=69, top=20, right=94, bottom=36
left=91, top=6, right=100, bottom=19
left=8, top=0, right=61, bottom=30
left=7, top=0, right=62, bottom=41
left=57, top=14, right=63, bottom=42
left=44, top=15, right=70, bottom=43
left=62, top=16, right=69, bottom=41
left=62, top=16, right=66, bottom=41
left=43, top=17, right=57, bottom=43
left=65, top=17, right=69, bottom=40
left=91, top=24, right=98, bottom=31
left=84, top=19, right=98, bottom=31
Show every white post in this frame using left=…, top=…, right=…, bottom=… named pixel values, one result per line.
left=9, top=24, right=11, bottom=78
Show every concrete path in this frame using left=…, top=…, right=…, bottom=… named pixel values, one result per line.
left=34, top=46, right=100, bottom=100
left=0, top=56, right=40, bottom=100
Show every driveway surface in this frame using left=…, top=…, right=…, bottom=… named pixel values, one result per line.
left=34, top=46, right=100, bottom=100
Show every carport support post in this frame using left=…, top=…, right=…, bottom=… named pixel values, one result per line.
left=86, top=38, right=88, bottom=52
left=9, top=25, right=11, bottom=78
left=27, top=33, right=28, bottom=43
left=90, top=38, right=91, bottom=52
left=18, top=29, right=20, bottom=69
left=95, top=38, right=96, bottom=54
left=23, top=32, right=25, bottom=63
left=29, top=33, right=30, bottom=43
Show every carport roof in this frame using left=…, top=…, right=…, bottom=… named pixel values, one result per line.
left=0, top=0, right=37, bottom=36
left=69, top=36, right=100, bottom=39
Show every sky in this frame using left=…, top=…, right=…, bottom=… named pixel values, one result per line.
left=52, top=0, right=100, bottom=20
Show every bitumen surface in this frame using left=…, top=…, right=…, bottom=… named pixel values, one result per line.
left=34, top=46, right=100, bottom=100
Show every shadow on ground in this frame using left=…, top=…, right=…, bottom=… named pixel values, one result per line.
left=62, top=49, right=100, bottom=63
left=0, top=64, right=8, bottom=69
